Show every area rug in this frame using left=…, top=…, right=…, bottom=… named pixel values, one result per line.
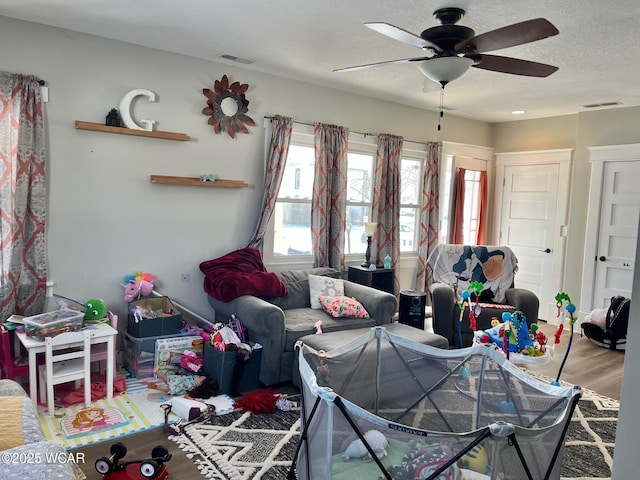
left=168, top=387, right=617, bottom=480
left=39, top=374, right=171, bottom=450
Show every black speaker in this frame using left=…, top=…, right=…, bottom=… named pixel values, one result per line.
left=399, top=290, right=427, bottom=329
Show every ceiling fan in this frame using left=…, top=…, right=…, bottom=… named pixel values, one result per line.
left=335, top=7, right=559, bottom=89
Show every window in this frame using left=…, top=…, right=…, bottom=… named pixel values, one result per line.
left=461, top=169, right=481, bottom=245
left=267, top=126, right=426, bottom=261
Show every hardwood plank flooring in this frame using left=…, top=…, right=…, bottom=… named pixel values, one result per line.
left=524, top=320, right=625, bottom=400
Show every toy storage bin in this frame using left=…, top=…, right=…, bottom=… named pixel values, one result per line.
left=202, top=342, right=263, bottom=395
left=23, top=309, right=84, bottom=340
left=127, top=296, right=183, bottom=338
left=123, top=332, right=185, bottom=378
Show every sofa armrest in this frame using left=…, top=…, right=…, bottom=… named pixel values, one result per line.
left=505, top=288, right=540, bottom=324
left=207, top=295, right=286, bottom=386
left=343, top=281, right=398, bottom=325
left=430, top=282, right=457, bottom=346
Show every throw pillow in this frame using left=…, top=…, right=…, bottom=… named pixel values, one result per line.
left=308, top=275, right=344, bottom=309
left=0, top=397, right=24, bottom=449
left=319, top=295, right=370, bottom=318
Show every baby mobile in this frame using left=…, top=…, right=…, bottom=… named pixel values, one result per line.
left=551, top=292, right=577, bottom=386
left=458, top=281, right=484, bottom=347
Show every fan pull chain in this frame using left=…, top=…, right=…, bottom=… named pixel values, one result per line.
left=437, top=87, right=445, bottom=131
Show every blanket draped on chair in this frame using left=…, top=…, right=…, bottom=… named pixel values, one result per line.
left=200, top=248, right=287, bottom=302
left=427, top=244, right=518, bottom=304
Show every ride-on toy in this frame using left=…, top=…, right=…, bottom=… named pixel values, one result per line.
left=95, top=442, right=172, bottom=479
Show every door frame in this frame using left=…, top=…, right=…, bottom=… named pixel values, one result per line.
left=580, top=143, right=640, bottom=316
left=493, top=149, right=573, bottom=323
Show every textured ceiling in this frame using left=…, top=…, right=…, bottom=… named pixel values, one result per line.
left=2, top=0, right=639, bottom=123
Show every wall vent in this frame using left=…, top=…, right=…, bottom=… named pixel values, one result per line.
left=219, top=54, right=254, bottom=65
left=581, top=101, right=622, bottom=108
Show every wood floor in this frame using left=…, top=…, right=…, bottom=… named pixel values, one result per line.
left=524, top=320, right=625, bottom=400
left=73, top=320, right=625, bottom=478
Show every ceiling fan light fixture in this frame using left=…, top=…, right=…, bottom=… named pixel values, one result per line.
left=418, top=56, right=473, bottom=86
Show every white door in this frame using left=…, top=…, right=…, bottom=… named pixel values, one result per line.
left=591, top=161, right=640, bottom=308
left=499, top=163, right=559, bottom=321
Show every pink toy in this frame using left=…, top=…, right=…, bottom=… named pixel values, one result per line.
left=123, top=271, right=156, bottom=302
left=124, top=279, right=155, bottom=302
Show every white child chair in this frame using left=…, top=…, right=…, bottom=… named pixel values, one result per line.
left=38, top=330, right=92, bottom=414
left=90, top=311, right=118, bottom=374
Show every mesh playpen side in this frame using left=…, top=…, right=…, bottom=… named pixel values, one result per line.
left=290, top=327, right=581, bottom=480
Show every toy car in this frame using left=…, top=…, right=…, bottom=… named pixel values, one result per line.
left=95, top=442, right=172, bottom=479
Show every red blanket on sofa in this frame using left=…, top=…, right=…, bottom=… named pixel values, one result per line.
left=200, top=247, right=287, bottom=302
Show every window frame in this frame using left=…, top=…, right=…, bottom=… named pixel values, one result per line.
left=263, top=125, right=429, bottom=266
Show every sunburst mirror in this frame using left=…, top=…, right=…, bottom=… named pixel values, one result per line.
left=202, top=75, right=256, bottom=138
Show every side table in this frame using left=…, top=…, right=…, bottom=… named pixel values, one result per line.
left=348, top=265, right=395, bottom=294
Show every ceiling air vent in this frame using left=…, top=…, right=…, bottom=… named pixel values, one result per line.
left=581, top=101, right=622, bottom=108
left=219, top=54, right=254, bottom=65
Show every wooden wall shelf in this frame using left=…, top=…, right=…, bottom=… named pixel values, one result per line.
left=150, top=175, right=248, bottom=188
left=75, top=121, right=191, bottom=141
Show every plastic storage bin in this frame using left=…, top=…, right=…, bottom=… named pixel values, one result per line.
left=123, top=332, right=186, bottom=378
left=23, top=309, right=84, bottom=340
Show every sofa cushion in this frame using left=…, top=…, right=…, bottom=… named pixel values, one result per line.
left=264, top=268, right=341, bottom=310
left=309, top=275, right=344, bottom=309
left=284, top=308, right=377, bottom=351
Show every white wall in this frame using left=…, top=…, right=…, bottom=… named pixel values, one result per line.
left=0, top=15, right=491, bottom=322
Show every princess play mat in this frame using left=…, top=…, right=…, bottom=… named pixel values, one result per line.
left=291, top=327, right=581, bottom=480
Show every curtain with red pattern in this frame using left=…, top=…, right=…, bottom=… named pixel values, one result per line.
left=311, top=123, right=348, bottom=269
left=415, top=141, right=441, bottom=299
left=246, top=115, right=292, bottom=250
left=0, top=72, right=47, bottom=321
left=371, top=134, right=403, bottom=291
left=451, top=167, right=466, bottom=244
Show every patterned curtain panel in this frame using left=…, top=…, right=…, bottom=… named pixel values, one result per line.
left=246, top=115, right=292, bottom=250
left=451, top=167, right=466, bottom=244
left=415, top=141, right=441, bottom=300
left=372, top=134, right=402, bottom=290
left=476, top=170, right=488, bottom=245
left=0, top=72, right=47, bottom=321
left=311, top=123, right=348, bottom=269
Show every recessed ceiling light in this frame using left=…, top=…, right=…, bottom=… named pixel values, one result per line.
left=511, top=110, right=526, bottom=115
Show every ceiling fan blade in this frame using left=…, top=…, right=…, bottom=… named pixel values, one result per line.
left=333, top=57, right=430, bottom=73
left=455, top=18, right=559, bottom=53
left=365, top=22, right=441, bottom=52
left=471, top=54, right=558, bottom=77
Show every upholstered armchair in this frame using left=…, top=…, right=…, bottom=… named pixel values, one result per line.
left=428, top=244, right=539, bottom=348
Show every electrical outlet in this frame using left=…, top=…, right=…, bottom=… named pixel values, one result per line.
left=180, top=273, right=191, bottom=283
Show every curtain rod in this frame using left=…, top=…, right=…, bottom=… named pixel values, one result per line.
left=264, top=115, right=430, bottom=147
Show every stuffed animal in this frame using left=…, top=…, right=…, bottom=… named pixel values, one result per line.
left=123, top=271, right=156, bottom=302
left=84, top=298, right=107, bottom=321
left=124, top=279, right=155, bottom=302
left=341, top=430, right=388, bottom=461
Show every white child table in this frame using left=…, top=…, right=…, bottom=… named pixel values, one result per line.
left=16, top=323, right=118, bottom=408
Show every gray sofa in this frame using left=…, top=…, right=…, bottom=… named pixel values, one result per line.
left=205, top=268, right=398, bottom=386
left=0, top=379, right=84, bottom=479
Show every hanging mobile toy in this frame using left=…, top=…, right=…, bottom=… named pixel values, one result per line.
left=457, top=282, right=484, bottom=347
left=551, top=292, right=577, bottom=386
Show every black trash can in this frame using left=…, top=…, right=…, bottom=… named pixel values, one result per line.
left=399, top=290, right=427, bottom=330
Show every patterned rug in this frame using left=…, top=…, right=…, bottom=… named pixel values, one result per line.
left=168, top=387, right=616, bottom=480
left=39, top=374, right=172, bottom=450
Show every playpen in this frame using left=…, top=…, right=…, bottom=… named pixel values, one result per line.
left=290, top=327, right=581, bottom=480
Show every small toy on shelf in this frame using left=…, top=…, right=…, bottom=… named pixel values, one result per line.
left=94, top=441, right=171, bottom=479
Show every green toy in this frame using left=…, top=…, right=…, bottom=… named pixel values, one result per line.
left=84, top=298, right=107, bottom=322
